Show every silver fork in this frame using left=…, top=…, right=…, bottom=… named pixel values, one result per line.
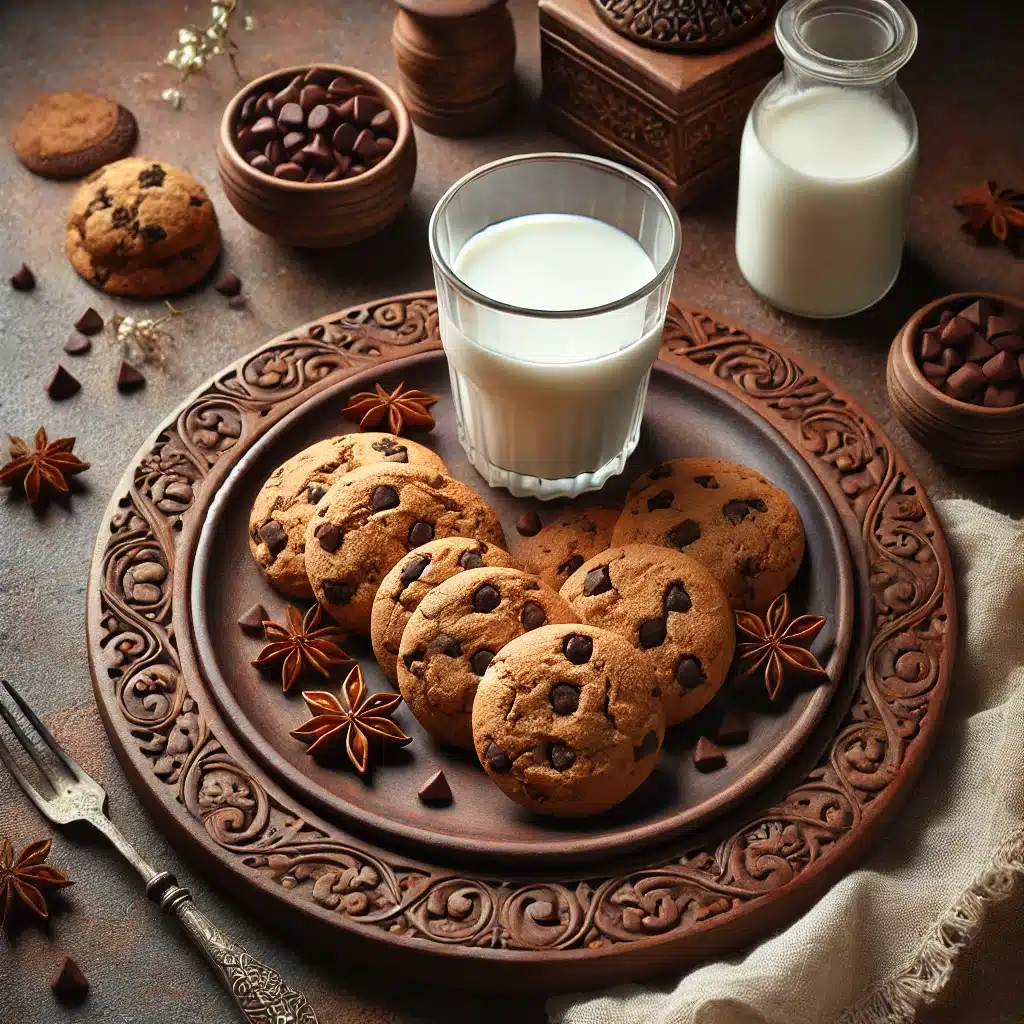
left=0, top=680, right=319, bottom=1024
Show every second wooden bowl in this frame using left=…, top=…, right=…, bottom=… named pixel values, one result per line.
left=216, top=64, right=417, bottom=248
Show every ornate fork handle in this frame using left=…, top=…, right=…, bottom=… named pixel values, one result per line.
left=148, top=873, right=319, bottom=1024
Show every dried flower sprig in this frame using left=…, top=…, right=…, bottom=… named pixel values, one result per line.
left=162, top=1, right=254, bottom=110
left=109, top=302, right=185, bottom=370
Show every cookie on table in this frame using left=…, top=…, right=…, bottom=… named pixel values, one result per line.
left=371, top=537, right=521, bottom=684
left=560, top=545, right=735, bottom=725
left=305, top=463, right=505, bottom=633
left=65, top=157, right=220, bottom=296
left=397, top=567, right=577, bottom=749
left=13, top=92, right=138, bottom=178
left=250, top=433, right=447, bottom=598
left=612, top=458, right=805, bottom=612
left=514, top=507, right=620, bottom=592
left=472, top=623, right=665, bottom=817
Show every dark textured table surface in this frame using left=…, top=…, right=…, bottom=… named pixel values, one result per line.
left=1, top=1, right=1022, bottom=1022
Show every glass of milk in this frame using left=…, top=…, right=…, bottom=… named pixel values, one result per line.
left=429, top=153, right=680, bottom=500
left=735, top=0, right=918, bottom=318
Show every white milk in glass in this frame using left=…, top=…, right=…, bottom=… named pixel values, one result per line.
left=443, top=213, right=658, bottom=483
left=735, top=86, right=917, bottom=318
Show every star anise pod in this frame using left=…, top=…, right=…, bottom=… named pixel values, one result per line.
left=735, top=593, right=829, bottom=701
left=954, top=181, right=1024, bottom=249
left=0, top=429, right=90, bottom=507
left=341, top=381, right=439, bottom=435
left=290, top=664, right=411, bottom=775
left=1, top=837, right=73, bottom=930
left=252, top=603, right=352, bottom=692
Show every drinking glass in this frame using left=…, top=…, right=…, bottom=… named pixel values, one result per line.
left=429, top=152, right=680, bottom=500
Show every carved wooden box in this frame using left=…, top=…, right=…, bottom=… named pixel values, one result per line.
left=539, top=0, right=781, bottom=207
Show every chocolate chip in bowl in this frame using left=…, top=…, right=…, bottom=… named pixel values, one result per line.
left=887, top=292, right=1024, bottom=469
left=216, top=64, right=416, bottom=248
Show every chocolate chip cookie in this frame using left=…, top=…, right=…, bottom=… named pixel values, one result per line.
left=250, top=433, right=447, bottom=597
left=472, top=623, right=665, bottom=816
left=14, top=92, right=138, bottom=178
left=560, top=545, right=735, bottom=725
left=514, top=507, right=620, bottom=591
left=65, top=157, right=220, bottom=296
left=371, top=537, right=521, bottom=684
left=305, top=464, right=505, bottom=633
left=397, top=567, right=578, bottom=749
left=612, top=458, right=805, bottom=612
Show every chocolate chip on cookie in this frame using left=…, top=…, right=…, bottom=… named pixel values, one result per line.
left=397, top=567, right=577, bottom=749
left=560, top=544, right=735, bottom=726
left=371, top=536, right=521, bottom=683
left=514, top=507, right=619, bottom=591
left=471, top=623, right=665, bottom=816
left=612, top=458, right=805, bottom=612
left=306, top=464, right=504, bottom=633
left=249, top=433, right=446, bottom=598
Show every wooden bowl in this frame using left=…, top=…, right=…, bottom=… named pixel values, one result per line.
left=887, top=292, right=1024, bottom=469
left=216, top=64, right=417, bottom=248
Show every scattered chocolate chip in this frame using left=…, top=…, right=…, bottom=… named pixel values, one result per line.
left=116, top=361, right=146, bottom=393
left=314, top=521, right=342, bottom=553
left=583, top=565, right=612, bottom=596
left=52, top=957, right=89, bottom=1005
left=516, top=509, right=542, bottom=536
left=429, top=632, right=462, bottom=657
left=237, top=602, right=268, bottom=636
left=458, top=549, right=484, bottom=570
left=400, top=554, right=430, bottom=585
left=520, top=600, right=546, bottom=631
left=259, top=520, right=288, bottom=557
left=10, top=263, right=35, bottom=291
left=417, top=769, right=452, bottom=805
left=675, top=655, right=704, bottom=690
left=646, top=489, right=674, bottom=511
left=716, top=711, right=749, bottom=746
left=215, top=271, right=242, bottom=297
left=323, top=580, right=357, bottom=605
left=75, top=307, right=104, bottom=334
left=563, top=634, right=593, bottom=664
left=693, top=736, right=727, bottom=772
left=228, top=294, right=247, bottom=310
left=638, top=617, right=667, bottom=648
left=371, top=484, right=400, bottom=511
left=470, top=649, right=495, bottom=675
left=633, top=730, right=659, bottom=760
left=307, top=483, right=327, bottom=504
left=408, top=520, right=434, bottom=547
left=558, top=554, right=585, bottom=577
left=667, top=519, right=701, bottom=549
left=64, top=333, right=91, bottom=356
left=549, top=742, right=576, bottom=771
left=549, top=683, right=580, bottom=715
left=946, top=362, right=987, bottom=401
left=664, top=582, right=691, bottom=613
left=47, top=365, right=81, bottom=400
left=472, top=583, right=501, bottom=612
left=484, top=740, right=512, bottom=773
left=693, top=474, right=719, bottom=489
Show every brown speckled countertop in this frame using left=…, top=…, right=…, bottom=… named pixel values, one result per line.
left=1, top=1, right=1021, bottom=1022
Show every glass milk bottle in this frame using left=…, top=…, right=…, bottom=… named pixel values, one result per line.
left=735, top=0, right=918, bottom=318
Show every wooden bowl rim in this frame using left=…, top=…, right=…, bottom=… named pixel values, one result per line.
left=897, top=290, right=1024, bottom=417
left=218, top=63, right=413, bottom=194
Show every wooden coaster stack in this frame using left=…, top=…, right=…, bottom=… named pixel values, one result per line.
left=391, top=0, right=516, bottom=137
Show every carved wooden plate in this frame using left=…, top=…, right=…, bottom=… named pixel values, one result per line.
left=87, top=294, right=956, bottom=992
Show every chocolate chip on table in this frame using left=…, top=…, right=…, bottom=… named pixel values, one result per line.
left=408, top=520, right=434, bottom=547
left=945, top=362, right=987, bottom=401
left=215, top=271, right=242, bottom=297
left=664, top=582, right=691, bottom=613
left=520, top=600, right=546, bottom=631
left=52, top=957, right=89, bottom=1006
left=716, top=711, right=749, bottom=746
left=10, top=263, right=35, bottom=290
left=228, top=294, right=247, bottom=310
left=693, top=736, right=727, bottom=772
left=323, top=580, right=357, bottom=605
left=472, top=583, right=501, bottom=612
left=259, top=520, right=288, bottom=557
left=633, top=730, right=659, bottom=760
left=237, top=602, right=268, bottom=636
left=516, top=509, right=542, bottom=536
left=638, top=617, right=667, bottom=648
left=675, top=654, right=704, bottom=690
left=549, top=683, right=580, bottom=715
left=667, top=519, right=701, bottom=549
left=116, top=361, right=145, bottom=393
left=459, top=550, right=484, bottom=570
left=646, top=489, right=673, bottom=511
left=563, top=634, right=593, bottom=664
left=558, top=554, right=585, bottom=577
left=484, top=740, right=512, bottom=773
left=64, top=333, right=91, bottom=356
left=417, top=769, right=452, bottom=805
left=583, top=565, right=612, bottom=596
left=549, top=742, right=576, bottom=771
left=470, top=649, right=495, bottom=675
left=47, top=365, right=81, bottom=400
left=371, top=484, right=400, bottom=512
left=314, top=521, right=342, bottom=553
left=75, top=306, right=104, bottom=334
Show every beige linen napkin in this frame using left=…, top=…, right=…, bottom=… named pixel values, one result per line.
left=549, top=498, right=1024, bottom=1024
